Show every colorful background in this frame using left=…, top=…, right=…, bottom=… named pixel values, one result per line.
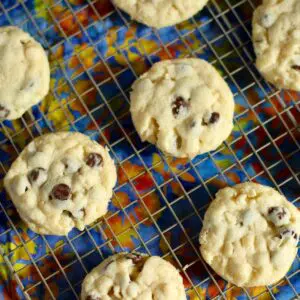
left=0, top=0, right=299, bottom=299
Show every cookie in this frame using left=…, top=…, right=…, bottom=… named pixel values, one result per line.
left=4, top=132, right=117, bottom=235
left=130, top=58, right=234, bottom=158
left=81, top=252, right=186, bottom=300
left=0, top=26, right=50, bottom=120
left=113, top=0, right=208, bottom=28
left=252, top=0, right=300, bottom=91
left=199, top=182, right=300, bottom=287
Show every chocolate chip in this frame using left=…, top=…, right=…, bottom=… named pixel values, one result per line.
left=291, top=65, right=300, bottom=71
left=281, top=229, right=291, bottom=235
left=268, top=206, right=287, bottom=219
left=0, top=105, right=10, bottom=119
left=28, top=168, right=46, bottom=184
left=126, top=253, right=144, bottom=264
left=86, top=296, right=100, bottom=300
left=172, top=96, right=189, bottom=117
left=50, top=184, right=71, bottom=200
left=85, top=153, right=103, bottom=168
left=63, top=208, right=85, bottom=219
left=280, top=228, right=298, bottom=241
left=176, top=134, right=182, bottom=149
left=209, top=112, right=220, bottom=124
left=63, top=210, right=73, bottom=218
left=108, top=287, right=114, bottom=296
left=268, top=207, right=275, bottom=214
left=190, top=120, right=196, bottom=128
left=132, top=256, right=143, bottom=264
left=202, top=112, right=220, bottom=126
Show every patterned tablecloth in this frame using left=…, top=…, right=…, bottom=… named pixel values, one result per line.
left=0, top=0, right=299, bottom=299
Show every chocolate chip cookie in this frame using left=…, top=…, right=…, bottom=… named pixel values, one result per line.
left=130, top=58, right=234, bottom=158
left=113, top=0, right=208, bottom=28
left=252, top=0, right=300, bottom=91
left=0, top=26, right=50, bottom=120
left=199, top=182, right=300, bottom=287
left=4, top=132, right=117, bottom=235
left=81, top=252, right=186, bottom=300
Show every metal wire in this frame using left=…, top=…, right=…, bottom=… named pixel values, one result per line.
left=0, top=0, right=299, bottom=299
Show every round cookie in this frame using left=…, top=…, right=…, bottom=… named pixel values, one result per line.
left=113, top=0, right=208, bottom=28
left=130, top=58, right=234, bottom=158
left=81, top=252, right=186, bottom=300
left=199, top=182, right=300, bottom=287
left=0, top=26, right=50, bottom=120
left=4, top=132, right=117, bottom=235
left=252, top=0, right=300, bottom=91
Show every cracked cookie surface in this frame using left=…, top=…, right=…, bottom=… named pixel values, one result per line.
left=4, top=132, right=117, bottom=235
left=199, top=182, right=300, bottom=287
left=81, top=252, right=186, bottom=300
left=0, top=26, right=50, bottom=120
left=252, top=0, right=300, bottom=90
left=130, top=58, right=234, bottom=158
left=112, top=0, right=208, bottom=28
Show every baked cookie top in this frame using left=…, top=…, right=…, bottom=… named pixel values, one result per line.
left=81, top=252, right=186, bottom=300
left=113, top=0, right=208, bottom=28
left=252, top=0, right=300, bottom=90
left=0, top=26, right=50, bottom=120
left=4, top=132, right=117, bottom=235
left=199, top=182, right=300, bottom=287
left=130, top=58, right=234, bottom=158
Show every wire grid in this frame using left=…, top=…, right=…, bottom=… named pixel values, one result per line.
left=0, top=0, right=299, bottom=299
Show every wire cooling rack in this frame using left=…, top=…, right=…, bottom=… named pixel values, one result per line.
left=0, top=0, right=299, bottom=299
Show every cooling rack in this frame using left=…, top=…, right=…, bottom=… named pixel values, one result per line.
left=0, top=0, right=299, bottom=299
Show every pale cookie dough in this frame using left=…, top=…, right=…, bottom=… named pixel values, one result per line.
left=0, top=26, right=50, bottom=120
left=4, top=132, right=117, bottom=235
left=199, top=182, right=300, bottom=287
left=130, top=59, right=234, bottom=158
left=81, top=252, right=186, bottom=300
left=113, top=0, right=208, bottom=28
left=252, top=0, right=300, bottom=91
